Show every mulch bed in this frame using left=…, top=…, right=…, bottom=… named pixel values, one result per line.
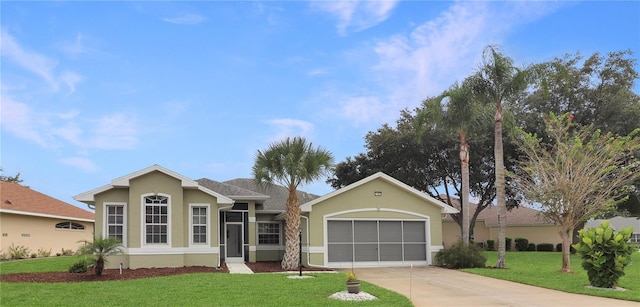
left=0, top=261, right=332, bottom=283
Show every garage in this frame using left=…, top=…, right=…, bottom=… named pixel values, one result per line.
left=327, top=219, right=428, bottom=265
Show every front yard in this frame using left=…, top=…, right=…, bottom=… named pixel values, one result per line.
left=0, top=257, right=412, bottom=306
left=464, top=251, right=640, bottom=302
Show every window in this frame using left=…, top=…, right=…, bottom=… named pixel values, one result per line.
left=258, top=223, right=281, bottom=245
left=630, top=233, right=640, bottom=243
left=144, top=195, right=168, bottom=244
left=55, top=222, right=85, bottom=230
left=191, top=205, right=208, bottom=244
left=105, top=203, right=125, bottom=243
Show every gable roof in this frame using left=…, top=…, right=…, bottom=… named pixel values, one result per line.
left=300, top=172, right=458, bottom=213
left=196, top=178, right=270, bottom=202
left=73, top=164, right=233, bottom=205
left=1, top=181, right=94, bottom=222
left=442, top=196, right=552, bottom=226
left=223, top=178, right=319, bottom=212
left=585, top=216, right=640, bottom=232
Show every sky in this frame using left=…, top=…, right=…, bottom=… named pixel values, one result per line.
left=1, top=1, right=639, bottom=211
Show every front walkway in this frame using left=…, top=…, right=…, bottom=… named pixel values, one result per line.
left=351, top=266, right=638, bottom=307
left=226, top=263, right=254, bottom=274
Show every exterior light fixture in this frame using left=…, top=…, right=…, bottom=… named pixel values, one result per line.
left=374, top=191, right=382, bottom=196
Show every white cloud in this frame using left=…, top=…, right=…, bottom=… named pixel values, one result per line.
left=311, top=0, right=399, bottom=35
left=60, top=33, right=87, bottom=55
left=163, top=13, right=205, bottom=25
left=326, top=1, right=561, bottom=127
left=59, top=157, right=100, bottom=172
left=265, top=118, right=314, bottom=141
left=0, top=28, right=83, bottom=93
left=308, top=68, right=331, bottom=76
left=89, top=113, right=139, bottom=150
left=0, top=97, right=50, bottom=147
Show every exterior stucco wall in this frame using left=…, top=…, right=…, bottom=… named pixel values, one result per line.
left=0, top=213, right=93, bottom=254
left=306, top=178, right=445, bottom=266
left=94, top=188, right=128, bottom=242
left=442, top=220, right=561, bottom=249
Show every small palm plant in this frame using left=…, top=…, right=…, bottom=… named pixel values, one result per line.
left=78, top=237, right=125, bottom=276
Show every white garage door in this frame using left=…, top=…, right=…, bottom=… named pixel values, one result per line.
left=327, top=220, right=427, bottom=265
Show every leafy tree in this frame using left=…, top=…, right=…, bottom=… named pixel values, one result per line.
left=470, top=45, right=530, bottom=268
left=0, top=167, right=23, bottom=184
left=515, top=50, right=640, bottom=217
left=415, top=80, right=492, bottom=245
left=77, top=237, right=125, bottom=276
left=253, top=137, right=333, bottom=270
left=513, top=113, right=640, bottom=272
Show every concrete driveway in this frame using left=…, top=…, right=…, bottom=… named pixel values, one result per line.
left=349, top=266, right=637, bottom=306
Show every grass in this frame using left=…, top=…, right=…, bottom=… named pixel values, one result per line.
left=0, top=258, right=412, bottom=307
left=463, top=251, right=640, bottom=302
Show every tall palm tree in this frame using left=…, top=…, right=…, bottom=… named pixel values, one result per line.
left=253, top=136, right=333, bottom=270
left=78, top=237, right=125, bottom=276
left=471, top=46, right=529, bottom=268
left=416, top=80, right=489, bottom=245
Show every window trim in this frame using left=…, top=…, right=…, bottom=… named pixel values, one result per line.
left=103, top=202, right=127, bottom=246
left=140, top=193, right=171, bottom=247
left=189, top=203, right=211, bottom=246
left=257, top=222, right=282, bottom=245
left=55, top=221, right=86, bottom=231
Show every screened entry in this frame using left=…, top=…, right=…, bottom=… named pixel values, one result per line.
left=327, top=220, right=428, bottom=265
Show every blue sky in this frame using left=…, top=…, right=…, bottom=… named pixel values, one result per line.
left=1, top=1, right=639, bottom=210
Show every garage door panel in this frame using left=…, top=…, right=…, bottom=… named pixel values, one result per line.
left=379, top=221, right=402, bottom=241
left=380, top=243, right=402, bottom=261
left=403, top=221, right=426, bottom=242
left=404, top=243, right=427, bottom=261
left=328, top=221, right=352, bottom=243
left=328, top=244, right=353, bottom=262
left=354, top=221, right=377, bottom=242
left=354, top=244, right=378, bottom=261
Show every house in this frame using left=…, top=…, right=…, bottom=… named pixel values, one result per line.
left=0, top=181, right=94, bottom=256
left=73, top=165, right=457, bottom=269
left=442, top=200, right=562, bottom=249
left=585, top=216, right=640, bottom=243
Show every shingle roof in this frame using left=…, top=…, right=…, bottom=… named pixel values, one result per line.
left=585, top=216, right=640, bottom=232
left=1, top=181, right=94, bottom=221
left=442, top=196, right=551, bottom=226
left=195, top=178, right=269, bottom=201
left=222, top=178, right=319, bottom=211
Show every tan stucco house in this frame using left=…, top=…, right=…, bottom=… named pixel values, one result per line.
left=1, top=181, right=94, bottom=255
left=442, top=201, right=562, bottom=249
left=74, top=165, right=457, bottom=269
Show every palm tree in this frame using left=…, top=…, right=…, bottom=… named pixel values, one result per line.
left=471, top=46, right=529, bottom=268
left=78, top=237, right=125, bottom=276
left=416, top=80, right=489, bottom=245
left=253, top=136, right=334, bottom=270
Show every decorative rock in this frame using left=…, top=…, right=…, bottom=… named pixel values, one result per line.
left=329, top=291, right=378, bottom=301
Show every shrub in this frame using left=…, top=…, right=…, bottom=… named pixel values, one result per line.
left=486, top=239, right=495, bottom=251
left=68, top=259, right=89, bottom=273
left=30, top=253, right=38, bottom=258
left=537, top=243, right=554, bottom=251
left=56, top=253, right=62, bottom=257
left=527, top=243, right=536, bottom=251
left=0, top=249, right=7, bottom=261
left=506, top=237, right=512, bottom=251
left=8, top=244, right=30, bottom=259
left=572, top=221, right=635, bottom=288
left=514, top=238, right=529, bottom=251
left=435, top=240, right=486, bottom=269
left=556, top=243, right=577, bottom=253
left=61, top=248, right=74, bottom=256
left=37, top=248, right=52, bottom=258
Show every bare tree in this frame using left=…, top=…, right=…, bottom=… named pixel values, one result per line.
left=513, top=113, right=640, bottom=272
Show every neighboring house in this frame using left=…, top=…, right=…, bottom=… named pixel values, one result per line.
left=585, top=216, right=640, bottom=243
left=0, top=181, right=94, bottom=255
left=74, top=165, right=457, bottom=269
left=442, top=199, right=562, bottom=249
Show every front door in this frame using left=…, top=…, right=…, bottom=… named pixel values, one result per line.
left=226, top=223, right=244, bottom=262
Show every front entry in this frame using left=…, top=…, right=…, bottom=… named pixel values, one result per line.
left=226, top=223, right=244, bottom=263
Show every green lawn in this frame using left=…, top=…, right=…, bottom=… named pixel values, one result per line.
left=0, top=258, right=412, bottom=307
left=463, top=251, right=640, bottom=302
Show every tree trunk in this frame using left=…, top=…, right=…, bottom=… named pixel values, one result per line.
left=460, top=134, right=470, bottom=246
left=495, top=104, right=507, bottom=268
left=281, top=184, right=301, bottom=271
left=559, top=227, right=574, bottom=272
left=95, top=257, right=104, bottom=276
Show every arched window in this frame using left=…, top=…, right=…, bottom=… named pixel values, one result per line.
left=55, top=222, right=85, bottom=230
